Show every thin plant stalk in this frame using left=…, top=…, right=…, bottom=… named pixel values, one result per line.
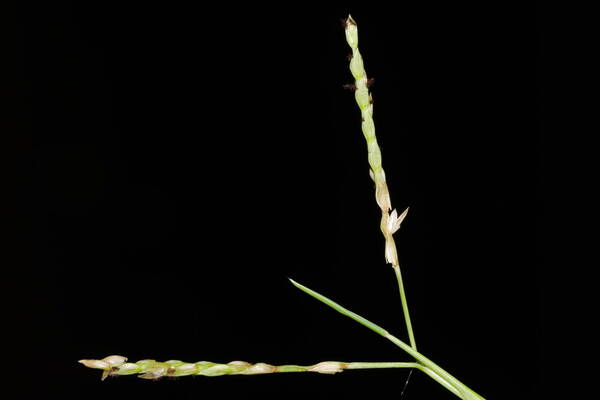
left=342, top=15, right=484, bottom=399
left=79, top=355, right=464, bottom=398
left=80, top=356, right=417, bottom=378
left=344, top=15, right=417, bottom=351
left=393, top=263, right=416, bottom=349
left=80, top=355, right=463, bottom=399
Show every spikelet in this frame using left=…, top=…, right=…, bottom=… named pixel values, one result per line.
left=79, top=356, right=347, bottom=380
left=343, top=15, right=407, bottom=266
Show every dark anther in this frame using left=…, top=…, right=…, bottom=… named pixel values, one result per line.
left=340, top=18, right=348, bottom=29
left=343, top=83, right=357, bottom=91
left=347, top=54, right=353, bottom=61
left=367, top=78, right=375, bottom=88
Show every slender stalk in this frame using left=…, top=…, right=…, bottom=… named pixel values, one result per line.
left=79, top=356, right=462, bottom=398
left=80, top=355, right=465, bottom=398
left=343, top=15, right=417, bottom=351
left=345, top=361, right=416, bottom=369
left=393, top=265, right=416, bottom=349
left=342, top=15, right=486, bottom=400
left=80, top=356, right=419, bottom=379
left=289, top=279, right=485, bottom=400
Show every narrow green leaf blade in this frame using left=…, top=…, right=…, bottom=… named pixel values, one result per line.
left=288, top=278, right=390, bottom=337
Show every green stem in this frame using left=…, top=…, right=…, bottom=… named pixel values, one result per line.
left=80, top=355, right=462, bottom=398
left=384, top=335, right=482, bottom=400
left=349, top=362, right=461, bottom=398
left=345, top=361, right=416, bottom=369
left=393, top=265, right=417, bottom=350
left=289, top=279, right=485, bottom=400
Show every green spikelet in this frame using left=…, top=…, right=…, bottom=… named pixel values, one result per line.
left=79, top=356, right=348, bottom=380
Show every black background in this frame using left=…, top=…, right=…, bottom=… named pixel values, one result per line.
left=13, top=1, right=543, bottom=399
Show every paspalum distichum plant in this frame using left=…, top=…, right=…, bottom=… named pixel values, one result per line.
left=79, top=15, right=486, bottom=400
